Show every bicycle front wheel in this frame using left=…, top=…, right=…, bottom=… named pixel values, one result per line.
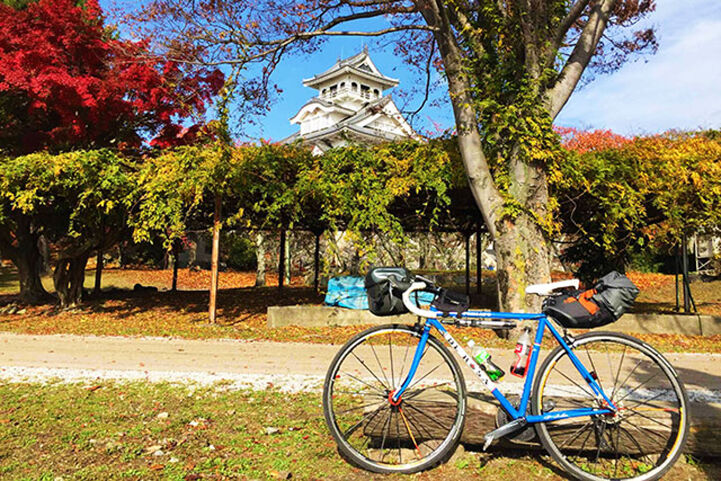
left=532, top=332, right=689, bottom=481
left=322, top=324, right=466, bottom=474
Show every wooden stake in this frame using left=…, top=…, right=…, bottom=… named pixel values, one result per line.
left=209, top=194, right=222, bottom=323
left=278, top=228, right=286, bottom=290
left=314, top=232, right=321, bottom=293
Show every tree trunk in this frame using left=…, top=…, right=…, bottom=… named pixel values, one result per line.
left=16, top=249, right=49, bottom=304
left=93, top=249, right=103, bottom=295
left=53, top=254, right=89, bottom=308
left=209, top=194, right=222, bottom=323
left=0, top=220, right=49, bottom=304
left=476, top=228, right=482, bottom=295
left=494, top=213, right=551, bottom=314
left=171, top=240, right=180, bottom=292
left=255, top=231, right=266, bottom=287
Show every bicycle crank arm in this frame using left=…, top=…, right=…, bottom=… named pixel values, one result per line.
left=482, top=418, right=527, bottom=451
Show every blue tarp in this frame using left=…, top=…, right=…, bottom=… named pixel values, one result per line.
left=324, top=276, right=435, bottom=310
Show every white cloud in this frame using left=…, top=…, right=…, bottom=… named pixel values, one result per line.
left=557, top=0, right=721, bottom=135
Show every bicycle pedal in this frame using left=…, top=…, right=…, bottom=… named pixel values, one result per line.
left=482, top=418, right=527, bottom=451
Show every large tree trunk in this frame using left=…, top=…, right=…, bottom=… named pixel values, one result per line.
left=0, top=218, right=49, bottom=304
left=53, top=254, right=89, bottom=308
left=494, top=214, right=551, bottom=313
left=16, top=246, right=49, bottom=304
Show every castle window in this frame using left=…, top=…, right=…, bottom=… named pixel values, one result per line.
left=351, top=82, right=358, bottom=91
left=340, top=82, right=346, bottom=89
left=360, top=84, right=370, bottom=99
left=373, top=89, right=380, bottom=98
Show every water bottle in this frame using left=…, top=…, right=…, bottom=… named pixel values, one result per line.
left=510, top=327, right=532, bottom=377
left=467, top=340, right=505, bottom=381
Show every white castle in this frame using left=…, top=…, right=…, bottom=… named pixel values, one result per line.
left=282, top=49, right=419, bottom=154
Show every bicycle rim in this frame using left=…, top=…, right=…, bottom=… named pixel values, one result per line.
left=534, top=332, right=689, bottom=481
left=323, top=324, right=466, bottom=473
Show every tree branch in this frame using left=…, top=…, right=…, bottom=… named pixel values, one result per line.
left=415, top=0, right=504, bottom=239
left=546, top=0, right=615, bottom=119
left=549, top=0, right=590, bottom=62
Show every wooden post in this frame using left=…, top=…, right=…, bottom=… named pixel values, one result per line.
left=209, top=194, right=222, bottom=323
left=476, top=228, right=482, bottom=295
left=284, top=230, right=291, bottom=285
left=465, top=233, right=470, bottom=296
left=682, top=234, right=690, bottom=314
left=278, top=228, right=286, bottom=290
left=93, top=248, right=103, bottom=295
left=255, top=231, right=266, bottom=287
left=314, top=232, right=321, bottom=293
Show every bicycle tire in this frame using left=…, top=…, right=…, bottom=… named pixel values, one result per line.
left=532, top=331, right=689, bottom=481
left=322, top=324, right=467, bottom=474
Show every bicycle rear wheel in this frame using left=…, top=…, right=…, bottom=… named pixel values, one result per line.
left=532, top=332, right=689, bottom=481
left=322, top=324, right=466, bottom=474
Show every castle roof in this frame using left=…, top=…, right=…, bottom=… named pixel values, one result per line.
left=302, top=50, right=399, bottom=89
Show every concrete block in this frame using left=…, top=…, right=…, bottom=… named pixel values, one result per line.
left=266, top=305, right=416, bottom=328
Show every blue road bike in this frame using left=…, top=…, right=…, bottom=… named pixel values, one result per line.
left=322, top=274, right=689, bottom=481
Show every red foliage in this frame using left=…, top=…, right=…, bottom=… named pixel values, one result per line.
left=0, top=0, right=224, bottom=154
left=556, top=126, right=632, bottom=154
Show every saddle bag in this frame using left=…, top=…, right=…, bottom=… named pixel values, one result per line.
left=543, top=271, right=639, bottom=329
left=365, top=267, right=412, bottom=316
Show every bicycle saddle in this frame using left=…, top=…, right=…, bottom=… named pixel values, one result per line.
left=525, top=279, right=579, bottom=296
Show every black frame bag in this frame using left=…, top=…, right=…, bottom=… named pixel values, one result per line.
left=365, top=267, right=412, bottom=316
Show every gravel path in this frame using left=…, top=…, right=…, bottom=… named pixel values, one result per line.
left=1, top=332, right=720, bottom=404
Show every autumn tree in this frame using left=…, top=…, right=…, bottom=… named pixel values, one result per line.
left=554, top=131, right=721, bottom=280
left=0, top=0, right=222, bottom=303
left=0, top=0, right=223, bottom=155
left=129, top=0, right=657, bottom=311
left=0, top=150, right=137, bottom=307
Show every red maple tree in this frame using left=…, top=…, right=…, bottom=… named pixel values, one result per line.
left=0, top=0, right=224, bottom=154
left=556, top=126, right=632, bottom=154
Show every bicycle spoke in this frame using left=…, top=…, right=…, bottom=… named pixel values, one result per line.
left=611, top=345, right=627, bottom=401
left=369, top=341, right=391, bottom=390
left=553, top=367, right=596, bottom=399
left=388, top=333, right=395, bottom=390
left=340, top=371, right=386, bottom=396
left=555, top=421, right=593, bottom=450
left=403, top=361, right=447, bottom=394
left=342, top=403, right=388, bottom=438
left=396, top=341, right=412, bottom=394
left=378, top=411, right=393, bottom=461
left=616, top=372, right=661, bottom=404
left=404, top=403, right=454, bottom=432
left=404, top=381, right=455, bottom=401
left=335, top=398, right=386, bottom=416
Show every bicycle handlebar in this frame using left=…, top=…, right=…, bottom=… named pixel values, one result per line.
left=401, top=281, right=439, bottom=318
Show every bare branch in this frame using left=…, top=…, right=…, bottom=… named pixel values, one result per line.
left=546, top=0, right=616, bottom=119
left=404, top=39, right=435, bottom=122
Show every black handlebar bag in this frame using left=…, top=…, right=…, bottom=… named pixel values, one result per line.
left=365, top=267, right=412, bottom=316
left=543, top=271, right=639, bottom=329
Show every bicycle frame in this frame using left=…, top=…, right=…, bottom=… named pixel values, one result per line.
left=392, top=309, right=616, bottom=424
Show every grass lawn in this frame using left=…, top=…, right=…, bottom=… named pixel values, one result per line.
left=0, top=381, right=717, bottom=481
left=1, top=265, right=721, bottom=352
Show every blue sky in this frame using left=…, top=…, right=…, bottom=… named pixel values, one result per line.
left=104, top=1, right=721, bottom=140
